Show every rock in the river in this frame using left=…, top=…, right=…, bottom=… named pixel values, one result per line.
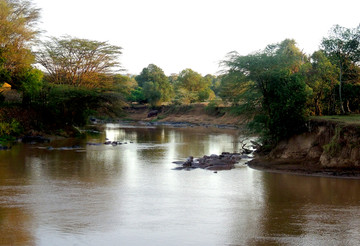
left=178, top=152, right=243, bottom=171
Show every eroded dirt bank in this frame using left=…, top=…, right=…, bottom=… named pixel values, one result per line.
left=249, top=119, right=360, bottom=178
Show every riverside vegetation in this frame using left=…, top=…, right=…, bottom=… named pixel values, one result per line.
left=2, top=1, right=360, bottom=174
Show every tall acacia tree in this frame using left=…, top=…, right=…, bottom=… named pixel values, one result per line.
left=321, top=24, right=360, bottom=114
left=37, top=36, right=122, bottom=88
left=0, top=0, right=42, bottom=94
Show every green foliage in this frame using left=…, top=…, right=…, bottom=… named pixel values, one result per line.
left=174, top=69, right=215, bottom=103
left=304, top=51, right=339, bottom=115
left=32, top=85, right=105, bottom=126
left=18, top=68, right=43, bottom=95
left=321, top=24, right=360, bottom=114
left=143, top=81, right=162, bottom=106
left=263, top=72, right=308, bottom=143
left=127, top=87, right=146, bottom=103
left=112, top=74, right=137, bottom=97
left=37, top=36, right=122, bottom=88
left=135, top=64, right=174, bottom=106
left=0, top=119, right=21, bottom=137
left=0, top=0, right=41, bottom=103
left=221, top=39, right=308, bottom=147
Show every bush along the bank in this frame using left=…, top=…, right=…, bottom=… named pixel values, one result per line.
left=0, top=119, right=22, bottom=148
left=32, top=84, right=124, bottom=129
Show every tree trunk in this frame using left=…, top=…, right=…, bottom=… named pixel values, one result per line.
left=346, top=100, right=351, bottom=113
left=339, top=63, right=345, bottom=114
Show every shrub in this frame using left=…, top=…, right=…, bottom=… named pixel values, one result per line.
left=0, top=119, right=21, bottom=136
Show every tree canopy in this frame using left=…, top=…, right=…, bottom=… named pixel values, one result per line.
left=135, top=64, right=173, bottom=106
left=321, top=24, right=360, bottom=113
left=36, top=36, right=122, bottom=88
left=174, top=69, right=215, bottom=103
left=221, top=39, right=308, bottom=146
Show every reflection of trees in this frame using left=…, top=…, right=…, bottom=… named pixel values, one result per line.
left=0, top=145, right=28, bottom=183
left=0, top=208, right=34, bottom=245
left=168, top=127, right=242, bottom=158
left=246, top=173, right=360, bottom=245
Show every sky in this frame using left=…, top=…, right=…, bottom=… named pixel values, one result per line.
left=33, top=0, right=360, bottom=76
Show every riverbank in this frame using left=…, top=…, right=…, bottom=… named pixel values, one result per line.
left=248, top=158, right=360, bottom=179
left=248, top=118, right=360, bottom=179
left=122, top=104, right=250, bottom=128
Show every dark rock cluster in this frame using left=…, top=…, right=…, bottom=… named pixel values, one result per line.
left=174, top=152, right=252, bottom=171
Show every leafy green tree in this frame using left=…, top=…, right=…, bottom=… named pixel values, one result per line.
left=37, top=36, right=122, bottom=88
left=174, top=69, right=215, bottom=103
left=135, top=64, right=173, bottom=106
left=222, top=39, right=308, bottom=146
left=168, top=73, right=178, bottom=85
left=321, top=24, right=360, bottom=113
left=304, top=51, right=339, bottom=115
left=143, top=82, right=162, bottom=106
left=127, top=87, right=146, bottom=104
left=205, top=74, right=221, bottom=96
left=112, top=74, right=137, bottom=97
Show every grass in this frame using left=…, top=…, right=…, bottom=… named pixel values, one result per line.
left=311, top=114, right=360, bottom=125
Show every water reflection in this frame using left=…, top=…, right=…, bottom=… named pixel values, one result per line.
left=248, top=173, right=360, bottom=245
left=1, top=124, right=360, bottom=245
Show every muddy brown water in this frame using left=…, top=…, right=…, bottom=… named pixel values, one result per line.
left=1, top=124, right=360, bottom=246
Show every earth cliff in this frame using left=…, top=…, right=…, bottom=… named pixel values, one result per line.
left=249, top=119, right=360, bottom=178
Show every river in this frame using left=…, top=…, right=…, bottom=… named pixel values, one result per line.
left=1, top=124, right=360, bottom=245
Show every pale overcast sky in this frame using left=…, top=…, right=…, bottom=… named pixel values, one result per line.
left=33, top=0, right=359, bottom=76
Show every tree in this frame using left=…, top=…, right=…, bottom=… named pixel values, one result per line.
left=112, top=74, right=137, bottom=97
left=37, top=36, right=122, bottom=88
left=174, top=69, right=215, bottom=103
left=135, top=64, right=173, bottom=106
left=205, top=74, right=221, bottom=96
left=0, top=0, right=42, bottom=98
left=304, top=51, right=338, bottom=115
left=222, top=39, right=308, bottom=146
left=321, top=24, right=360, bottom=113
